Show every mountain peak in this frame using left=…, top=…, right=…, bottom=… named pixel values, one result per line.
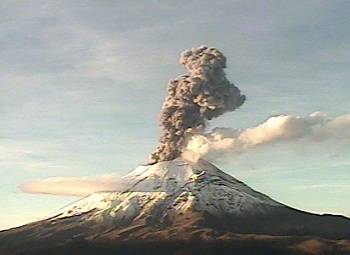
left=1, top=159, right=350, bottom=255
left=53, top=158, right=283, bottom=222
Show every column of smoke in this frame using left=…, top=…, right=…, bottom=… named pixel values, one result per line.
left=150, top=46, right=246, bottom=163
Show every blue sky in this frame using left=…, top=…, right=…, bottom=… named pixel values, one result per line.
left=1, top=0, right=350, bottom=230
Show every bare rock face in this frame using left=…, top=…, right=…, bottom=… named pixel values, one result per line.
left=1, top=159, right=350, bottom=255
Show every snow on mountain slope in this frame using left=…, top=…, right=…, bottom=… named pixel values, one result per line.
left=1, top=157, right=350, bottom=254
left=53, top=158, right=284, bottom=224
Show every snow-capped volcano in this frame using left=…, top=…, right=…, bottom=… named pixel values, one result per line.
left=1, top=158, right=350, bottom=255
left=54, top=158, right=283, bottom=222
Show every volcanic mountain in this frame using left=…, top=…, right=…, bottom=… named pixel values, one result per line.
left=1, top=158, right=350, bottom=255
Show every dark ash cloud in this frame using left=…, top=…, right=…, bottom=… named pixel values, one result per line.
left=150, top=46, right=245, bottom=163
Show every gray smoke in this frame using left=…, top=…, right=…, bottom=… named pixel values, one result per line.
left=150, top=46, right=246, bottom=163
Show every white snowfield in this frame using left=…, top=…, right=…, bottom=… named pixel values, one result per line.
left=53, top=158, right=284, bottom=223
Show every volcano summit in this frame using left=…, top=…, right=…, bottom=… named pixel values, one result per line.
left=1, top=158, right=350, bottom=255
left=1, top=46, right=349, bottom=255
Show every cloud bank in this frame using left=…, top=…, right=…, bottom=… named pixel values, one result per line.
left=20, top=174, right=126, bottom=197
left=182, top=112, right=350, bottom=162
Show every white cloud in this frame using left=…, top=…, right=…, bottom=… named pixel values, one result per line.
left=182, top=112, right=350, bottom=162
left=20, top=174, right=126, bottom=197
left=315, top=114, right=350, bottom=139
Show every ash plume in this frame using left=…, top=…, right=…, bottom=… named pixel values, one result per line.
left=150, top=46, right=245, bottom=163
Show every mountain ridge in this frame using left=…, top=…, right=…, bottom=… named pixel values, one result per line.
left=1, top=158, right=350, bottom=255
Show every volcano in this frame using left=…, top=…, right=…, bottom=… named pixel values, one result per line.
left=1, top=158, right=350, bottom=255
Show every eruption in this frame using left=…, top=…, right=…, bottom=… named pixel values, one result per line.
left=150, top=46, right=245, bottom=163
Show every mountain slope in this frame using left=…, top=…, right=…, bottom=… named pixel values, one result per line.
left=53, top=159, right=284, bottom=221
left=1, top=158, right=349, bottom=255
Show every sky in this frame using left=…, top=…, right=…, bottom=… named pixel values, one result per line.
left=1, top=0, right=350, bottom=230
